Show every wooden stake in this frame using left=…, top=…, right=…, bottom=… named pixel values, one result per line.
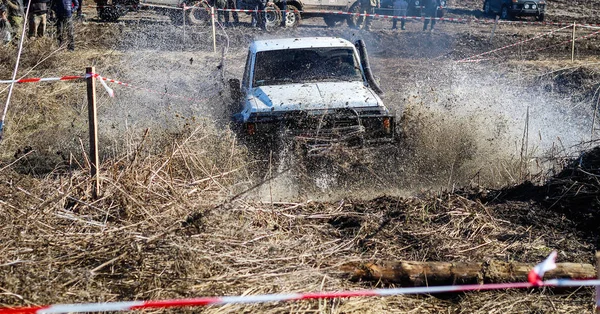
left=571, top=22, right=576, bottom=62
left=182, top=4, right=186, bottom=49
left=596, top=252, right=600, bottom=313
left=490, top=15, right=499, bottom=43
left=211, top=6, right=216, bottom=53
left=86, top=67, right=100, bottom=199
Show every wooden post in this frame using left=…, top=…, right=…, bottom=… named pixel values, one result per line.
left=596, top=252, right=600, bottom=313
left=211, top=6, right=216, bottom=53
left=490, top=15, right=499, bottom=43
left=571, top=22, right=576, bottom=62
left=86, top=67, right=100, bottom=199
left=341, top=260, right=596, bottom=286
left=182, top=4, right=186, bottom=49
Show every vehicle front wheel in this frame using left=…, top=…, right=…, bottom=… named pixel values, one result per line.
left=346, top=1, right=361, bottom=28
left=186, top=1, right=211, bottom=26
left=323, top=14, right=345, bottom=27
left=281, top=4, right=301, bottom=27
left=536, top=13, right=545, bottom=22
left=500, top=6, right=512, bottom=20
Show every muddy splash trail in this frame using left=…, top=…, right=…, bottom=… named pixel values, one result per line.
left=1, top=2, right=600, bottom=312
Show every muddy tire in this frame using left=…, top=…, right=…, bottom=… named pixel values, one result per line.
left=536, top=13, right=545, bottom=22
left=500, top=6, right=512, bottom=20
left=323, top=15, right=345, bottom=27
left=187, top=1, right=211, bottom=26
left=346, top=1, right=361, bottom=28
left=482, top=0, right=491, bottom=16
left=282, top=4, right=300, bottom=27
left=264, top=3, right=282, bottom=29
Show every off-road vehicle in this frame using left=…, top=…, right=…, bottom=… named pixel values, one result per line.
left=228, top=37, right=397, bottom=157
left=94, top=0, right=359, bottom=28
left=483, top=0, right=546, bottom=21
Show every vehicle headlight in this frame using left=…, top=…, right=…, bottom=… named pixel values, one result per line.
left=524, top=4, right=529, bottom=8
left=532, top=4, right=536, bottom=8
left=414, top=0, right=419, bottom=5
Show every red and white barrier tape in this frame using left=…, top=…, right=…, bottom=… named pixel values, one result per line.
left=457, top=24, right=571, bottom=62
left=0, top=73, right=206, bottom=103
left=0, top=76, right=84, bottom=84
left=90, top=73, right=207, bottom=103
left=0, top=279, right=598, bottom=313
left=0, top=252, right=598, bottom=314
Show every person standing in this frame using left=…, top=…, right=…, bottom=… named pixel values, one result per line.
left=52, top=0, right=78, bottom=50
left=28, top=0, right=49, bottom=38
left=0, top=4, right=13, bottom=44
left=422, top=0, right=439, bottom=31
left=3, top=0, right=24, bottom=41
left=356, top=0, right=379, bottom=31
left=392, top=0, right=407, bottom=30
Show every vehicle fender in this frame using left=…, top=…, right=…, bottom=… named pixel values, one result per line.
left=355, top=39, right=385, bottom=97
left=277, top=0, right=302, bottom=11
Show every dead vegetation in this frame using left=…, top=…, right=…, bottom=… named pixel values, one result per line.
left=1, top=4, right=600, bottom=313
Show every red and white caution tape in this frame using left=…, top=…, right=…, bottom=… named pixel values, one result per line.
left=0, top=279, right=599, bottom=313
left=0, top=75, right=84, bottom=84
left=90, top=73, right=208, bottom=103
left=1, top=252, right=599, bottom=314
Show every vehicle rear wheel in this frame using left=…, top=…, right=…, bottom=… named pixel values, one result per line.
left=323, top=14, right=345, bottom=27
left=500, top=5, right=512, bottom=20
left=264, top=3, right=282, bottom=29
left=282, top=4, right=301, bottom=27
left=187, top=1, right=211, bottom=26
left=346, top=1, right=361, bottom=28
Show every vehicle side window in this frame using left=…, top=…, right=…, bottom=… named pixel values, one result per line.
left=242, top=51, right=252, bottom=89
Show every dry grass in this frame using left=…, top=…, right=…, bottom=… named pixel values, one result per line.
left=1, top=14, right=599, bottom=314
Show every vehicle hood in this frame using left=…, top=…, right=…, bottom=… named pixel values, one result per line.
left=248, top=81, right=382, bottom=114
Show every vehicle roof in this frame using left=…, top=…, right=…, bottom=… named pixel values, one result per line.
left=250, top=37, right=356, bottom=53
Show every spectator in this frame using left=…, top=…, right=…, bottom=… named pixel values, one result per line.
left=76, top=0, right=84, bottom=20
left=422, top=0, right=439, bottom=31
left=28, top=0, right=49, bottom=38
left=0, top=4, right=12, bottom=44
left=3, top=0, right=24, bottom=41
left=52, top=0, right=78, bottom=50
left=248, top=0, right=265, bottom=29
left=356, top=0, right=379, bottom=31
left=217, top=0, right=238, bottom=26
left=392, top=0, right=407, bottom=30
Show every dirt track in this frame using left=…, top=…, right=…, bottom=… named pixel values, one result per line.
left=0, top=0, right=599, bottom=312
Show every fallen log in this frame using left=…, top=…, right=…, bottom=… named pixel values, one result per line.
left=340, top=260, right=595, bottom=286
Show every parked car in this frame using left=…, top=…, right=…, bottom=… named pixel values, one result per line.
left=483, top=0, right=546, bottom=21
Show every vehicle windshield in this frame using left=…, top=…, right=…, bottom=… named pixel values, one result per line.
left=253, top=47, right=363, bottom=87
